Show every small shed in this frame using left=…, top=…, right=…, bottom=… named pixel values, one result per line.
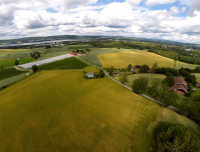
left=196, top=83, right=200, bottom=88
left=87, top=72, right=94, bottom=78
left=113, top=72, right=121, bottom=76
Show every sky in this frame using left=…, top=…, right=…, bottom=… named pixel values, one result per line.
left=0, top=0, right=200, bottom=44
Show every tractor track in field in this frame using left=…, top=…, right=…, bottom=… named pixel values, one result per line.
left=77, top=56, right=178, bottom=111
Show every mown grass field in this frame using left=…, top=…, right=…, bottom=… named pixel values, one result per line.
left=192, top=73, right=200, bottom=83
left=39, top=57, right=88, bottom=70
left=115, top=73, right=166, bottom=87
left=98, top=51, right=175, bottom=68
left=0, top=68, right=26, bottom=81
left=0, top=68, right=162, bottom=152
left=162, top=108, right=200, bottom=140
left=0, top=58, right=35, bottom=68
left=175, top=61, right=199, bottom=69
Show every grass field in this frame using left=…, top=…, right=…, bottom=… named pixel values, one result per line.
left=98, top=51, right=175, bottom=68
left=192, top=73, right=200, bottom=83
left=0, top=68, right=26, bottom=81
left=162, top=108, right=200, bottom=139
left=0, top=69, right=162, bottom=152
left=0, top=73, right=29, bottom=88
left=39, top=57, right=88, bottom=70
left=0, top=58, right=35, bottom=68
left=0, top=49, right=28, bottom=52
left=175, top=61, right=199, bottom=69
left=69, top=45, right=148, bottom=65
left=115, top=73, right=166, bottom=87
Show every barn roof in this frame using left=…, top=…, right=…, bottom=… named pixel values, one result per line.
left=169, top=84, right=188, bottom=93
left=174, top=77, right=187, bottom=85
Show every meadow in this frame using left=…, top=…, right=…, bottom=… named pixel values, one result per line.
left=192, top=73, right=200, bottom=83
left=0, top=68, right=162, bottom=152
left=0, top=58, right=35, bottom=68
left=0, top=68, right=26, bottom=81
left=115, top=73, right=166, bottom=87
left=162, top=108, right=200, bottom=139
left=175, top=61, right=199, bottom=69
left=98, top=51, right=175, bottom=68
left=39, top=57, right=88, bottom=70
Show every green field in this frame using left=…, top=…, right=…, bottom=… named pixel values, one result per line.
left=175, top=61, right=199, bottom=69
left=192, top=73, right=200, bottom=83
left=98, top=51, right=175, bottom=68
left=0, top=68, right=27, bottom=81
left=39, top=57, right=88, bottom=70
left=115, top=73, right=166, bottom=87
left=0, top=68, right=162, bottom=152
left=0, top=58, right=35, bottom=68
left=162, top=108, right=200, bottom=139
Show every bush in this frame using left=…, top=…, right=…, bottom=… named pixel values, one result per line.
left=15, top=60, right=19, bottom=66
left=32, top=65, right=38, bottom=72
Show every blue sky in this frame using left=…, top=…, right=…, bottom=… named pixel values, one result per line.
left=0, top=0, right=200, bottom=43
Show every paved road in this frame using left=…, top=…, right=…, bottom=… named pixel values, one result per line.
left=77, top=57, right=178, bottom=111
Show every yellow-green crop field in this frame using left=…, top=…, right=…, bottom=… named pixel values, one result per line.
left=162, top=108, right=200, bottom=138
left=0, top=49, right=28, bottom=52
left=175, top=61, right=199, bottom=69
left=0, top=67, right=162, bottom=152
left=97, top=51, right=175, bottom=68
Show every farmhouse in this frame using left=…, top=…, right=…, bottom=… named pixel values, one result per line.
left=170, top=77, right=188, bottom=95
left=131, top=65, right=151, bottom=73
left=87, top=72, right=94, bottom=78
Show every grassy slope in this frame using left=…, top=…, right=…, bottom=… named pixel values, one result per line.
left=192, top=73, right=200, bottom=83
left=162, top=108, right=200, bottom=140
left=175, top=61, right=199, bottom=69
left=39, top=57, right=88, bottom=70
left=0, top=68, right=162, bottom=152
left=98, top=51, right=175, bottom=68
left=0, top=68, right=26, bottom=81
left=115, top=73, right=166, bottom=87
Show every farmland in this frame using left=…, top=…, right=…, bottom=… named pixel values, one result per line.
left=115, top=73, right=166, bottom=87
left=39, top=57, right=88, bottom=70
left=0, top=58, right=35, bottom=68
left=97, top=51, right=175, bottom=68
left=175, top=61, right=199, bottom=69
left=0, top=68, right=27, bottom=81
left=0, top=69, right=162, bottom=152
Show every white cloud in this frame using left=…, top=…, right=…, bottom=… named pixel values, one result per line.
left=170, top=6, right=179, bottom=14
left=188, top=0, right=200, bottom=16
left=146, top=0, right=177, bottom=6
left=125, top=0, right=143, bottom=6
left=181, top=7, right=186, bottom=13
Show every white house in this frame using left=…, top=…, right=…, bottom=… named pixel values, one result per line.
left=87, top=72, right=94, bottom=78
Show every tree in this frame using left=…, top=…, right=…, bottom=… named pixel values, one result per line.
left=32, top=65, right=38, bottom=72
left=151, top=62, right=158, bottom=73
left=163, top=75, right=174, bottom=87
left=99, top=69, right=105, bottom=78
left=185, top=74, right=196, bottom=85
left=107, top=66, right=114, bottom=76
left=139, top=64, right=149, bottom=73
left=45, top=45, right=51, bottom=49
left=0, top=65, right=3, bottom=69
left=132, top=77, right=149, bottom=94
left=119, top=73, right=128, bottom=84
left=15, top=60, right=19, bottom=66
left=127, top=64, right=132, bottom=71
left=156, top=123, right=198, bottom=152
left=194, top=66, right=200, bottom=73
